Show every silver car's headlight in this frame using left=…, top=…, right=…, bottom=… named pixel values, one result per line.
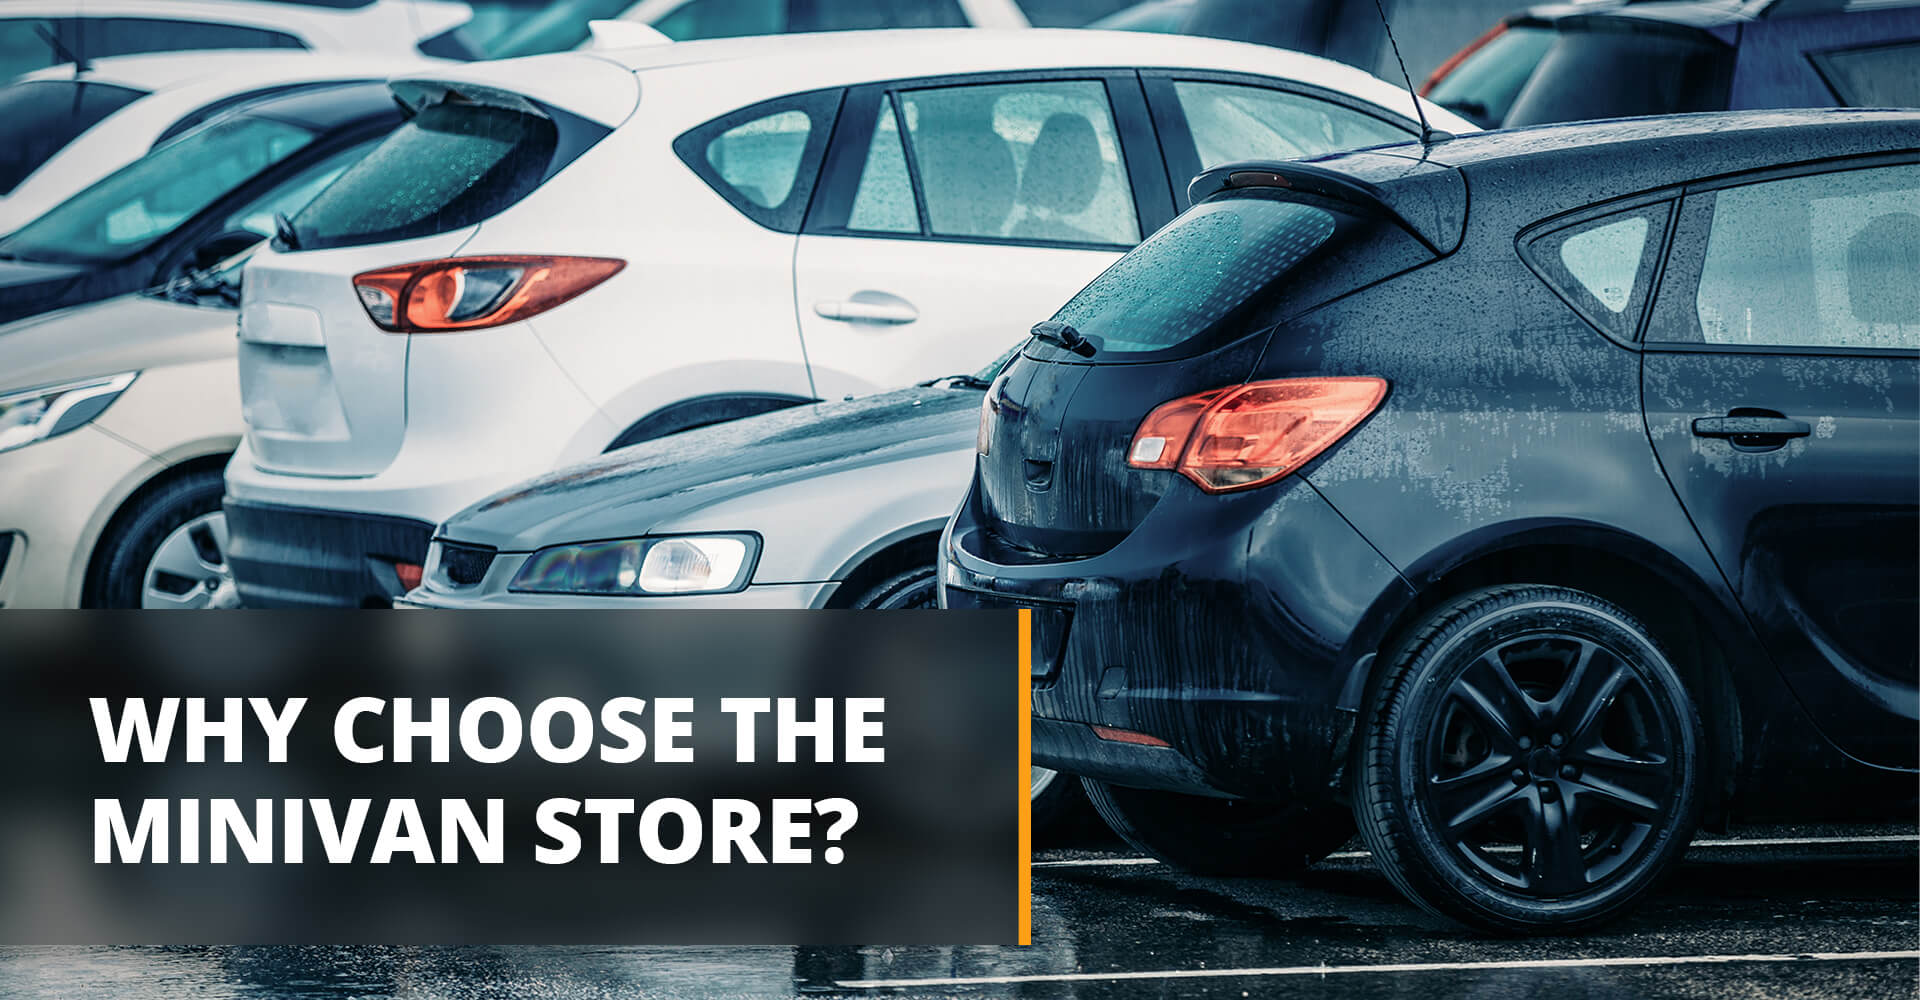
left=509, top=534, right=759, bottom=596
left=0, top=372, right=138, bottom=455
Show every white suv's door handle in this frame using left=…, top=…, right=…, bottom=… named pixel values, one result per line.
left=814, top=291, right=918, bottom=325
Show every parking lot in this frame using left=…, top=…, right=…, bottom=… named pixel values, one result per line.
left=1, top=822, right=1912, bottom=998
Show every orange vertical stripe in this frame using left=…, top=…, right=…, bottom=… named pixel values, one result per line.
left=1017, top=607, right=1032, bottom=947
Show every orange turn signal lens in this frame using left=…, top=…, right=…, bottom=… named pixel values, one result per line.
left=352, top=255, right=625, bottom=333
left=1127, top=377, right=1388, bottom=493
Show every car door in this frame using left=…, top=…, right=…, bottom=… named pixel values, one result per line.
left=1140, top=72, right=1420, bottom=209
left=793, top=72, right=1173, bottom=398
left=1640, top=157, right=1920, bottom=769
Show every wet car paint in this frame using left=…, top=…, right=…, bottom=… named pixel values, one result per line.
left=947, top=109, right=1920, bottom=828
left=437, top=384, right=984, bottom=554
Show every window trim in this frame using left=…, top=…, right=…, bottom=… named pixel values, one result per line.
left=672, top=87, right=845, bottom=234
left=1139, top=69, right=1426, bottom=209
left=1515, top=189, right=1680, bottom=349
left=801, top=68, right=1174, bottom=250
left=1643, top=152, right=1920, bottom=359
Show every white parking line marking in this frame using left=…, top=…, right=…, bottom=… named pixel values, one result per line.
left=1032, top=834, right=1919, bottom=869
left=836, top=950, right=1920, bottom=989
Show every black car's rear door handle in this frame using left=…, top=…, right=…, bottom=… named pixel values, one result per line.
left=1692, top=409, right=1811, bottom=450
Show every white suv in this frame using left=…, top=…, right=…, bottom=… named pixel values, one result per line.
left=224, top=28, right=1472, bottom=607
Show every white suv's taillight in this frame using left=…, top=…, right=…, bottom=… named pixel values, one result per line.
left=352, top=255, right=624, bottom=333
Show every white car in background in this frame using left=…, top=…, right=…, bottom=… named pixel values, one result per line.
left=0, top=0, right=471, bottom=79
left=0, top=51, right=430, bottom=235
left=224, top=28, right=1474, bottom=608
left=441, top=0, right=1135, bottom=59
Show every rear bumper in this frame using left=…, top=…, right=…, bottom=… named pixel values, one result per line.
left=941, top=473, right=1410, bottom=803
left=223, top=500, right=434, bottom=608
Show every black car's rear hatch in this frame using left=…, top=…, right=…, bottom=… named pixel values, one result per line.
left=978, top=157, right=1455, bottom=558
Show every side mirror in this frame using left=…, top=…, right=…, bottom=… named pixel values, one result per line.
left=190, top=230, right=266, bottom=273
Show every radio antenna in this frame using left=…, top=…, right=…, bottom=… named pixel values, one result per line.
left=1370, top=0, right=1444, bottom=148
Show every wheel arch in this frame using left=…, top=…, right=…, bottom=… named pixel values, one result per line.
left=79, top=450, right=235, bottom=607
left=819, top=521, right=947, bottom=609
left=1338, top=520, right=1753, bottom=829
left=605, top=392, right=815, bottom=452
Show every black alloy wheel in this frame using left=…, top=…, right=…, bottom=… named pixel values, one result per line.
left=1356, top=585, right=1701, bottom=932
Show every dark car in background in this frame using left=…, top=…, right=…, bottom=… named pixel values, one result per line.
left=1423, top=0, right=1920, bottom=129
left=943, top=109, right=1919, bottom=931
left=0, top=82, right=400, bottom=324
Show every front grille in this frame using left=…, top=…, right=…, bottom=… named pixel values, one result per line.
left=437, top=542, right=496, bottom=586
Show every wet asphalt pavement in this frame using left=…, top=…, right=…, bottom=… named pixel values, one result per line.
left=1, top=821, right=1913, bottom=999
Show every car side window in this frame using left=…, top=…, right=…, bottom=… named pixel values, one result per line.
left=86, top=18, right=305, bottom=58
left=893, top=80, right=1138, bottom=247
left=1685, top=164, right=1919, bottom=351
left=675, top=89, right=841, bottom=233
left=847, top=101, right=917, bottom=234
left=1172, top=81, right=1409, bottom=169
left=1521, top=201, right=1671, bottom=342
left=1811, top=42, right=1920, bottom=108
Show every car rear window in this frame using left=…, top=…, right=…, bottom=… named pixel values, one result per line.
left=1812, top=42, right=1920, bottom=108
left=289, top=101, right=569, bottom=250
left=1044, top=187, right=1432, bottom=359
left=0, top=80, right=147, bottom=196
left=1501, top=24, right=1733, bottom=128
left=1425, top=24, right=1555, bottom=129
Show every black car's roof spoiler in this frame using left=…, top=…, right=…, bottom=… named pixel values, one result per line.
left=1187, top=156, right=1467, bottom=255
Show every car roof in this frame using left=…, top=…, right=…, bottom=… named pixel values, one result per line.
left=21, top=50, right=430, bottom=91
left=401, top=28, right=1474, bottom=135
left=1272, top=109, right=1919, bottom=239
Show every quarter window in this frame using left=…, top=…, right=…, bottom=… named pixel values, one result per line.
left=1561, top=216, right=1648, bottom=313
left=1172, top=81, right=1408, bottom=169
left=1689, top=165, right=1919, bottom=351
left=1522, top=202, right=1670, bottom=341
left=705, top=109, right=812, bottom=210
left=675, top=89, right=840, bottom=233
left=894, top=80, right=1137, bottom=246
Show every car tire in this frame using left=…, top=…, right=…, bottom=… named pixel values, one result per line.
left=86, top=466, right=239, bottom=610
left=1081, top=778, right=1354, bottom=876
left=1354, top=585, right=1702, bottom=933
left=846, top=565, right=938, bottom=609
left=1030, top=765, right=1086, bottom=837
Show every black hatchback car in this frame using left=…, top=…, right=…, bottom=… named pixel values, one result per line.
left=942, top=109, right=1919, bottom=932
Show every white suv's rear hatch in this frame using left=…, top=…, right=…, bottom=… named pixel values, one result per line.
left=237, top=64, right=634, bottom=478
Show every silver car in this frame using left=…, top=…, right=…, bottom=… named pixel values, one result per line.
left=398, top=347, right=1084, bottom=830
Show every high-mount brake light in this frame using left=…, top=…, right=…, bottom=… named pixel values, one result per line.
left=1128, top=377, right=1388, bottom=494
left=352, top=255, right=625, bottom=333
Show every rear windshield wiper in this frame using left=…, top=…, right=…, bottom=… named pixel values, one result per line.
left=917, top=373, right=993, bottom=390
left=1030, top=320, right=1095, bottom=357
